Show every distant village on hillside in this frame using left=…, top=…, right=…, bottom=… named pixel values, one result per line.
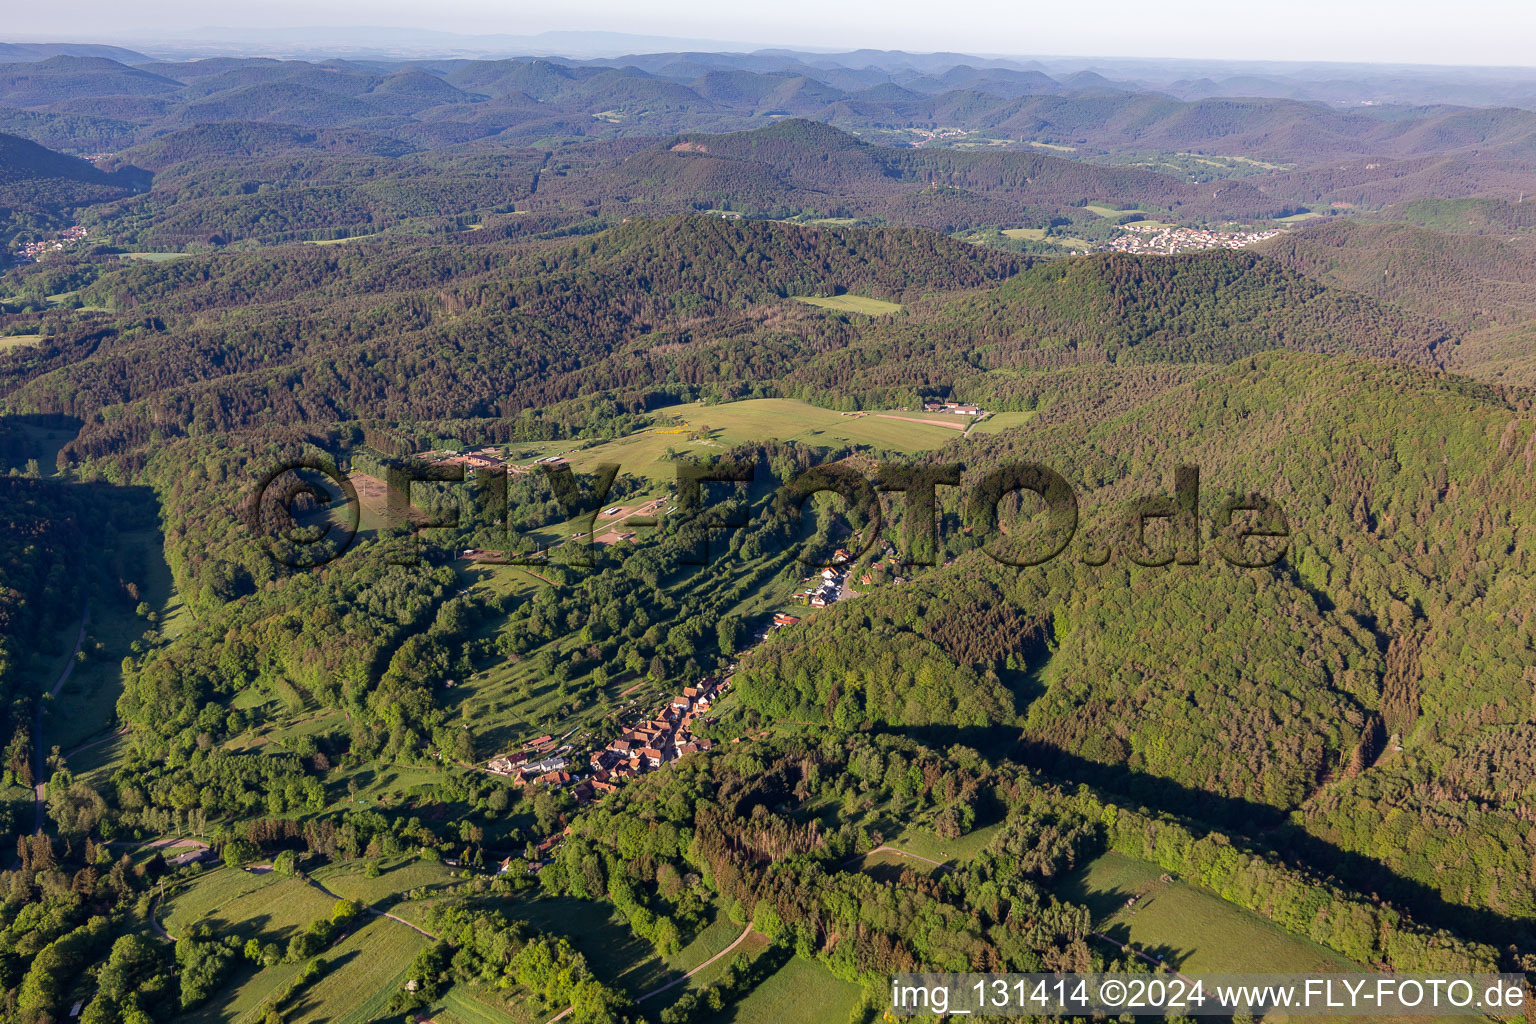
left=485, top=675, right=727, bottom=809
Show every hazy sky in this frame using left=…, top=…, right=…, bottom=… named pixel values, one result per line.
left=10, top=0, right=1536, bottom=67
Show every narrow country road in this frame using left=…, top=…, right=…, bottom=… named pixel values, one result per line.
left=637, top=924, right=754, bottom=1002
left=541, top=923, right=755, bottom=1024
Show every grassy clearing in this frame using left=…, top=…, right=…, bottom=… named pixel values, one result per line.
left=1177, top=151, right=1289, bottom=171
left=792, top=294, right=902, bottom=315
left=120, top=252, right=188, bottom=262
left=698, top=956, right=862, bottom=1024
left=1026, top=141, right=1077, bottom=152
left=1001, top=227, right=1093, bottom=249
left=0, top=334, right=43, bottom=351
left=618, top=903, right=748, bottom=994
left=287, top=916, right=430, bottom=1024
left=1060, top=852, right=1355, bottom=973
left=303, top=236, right=368, bottom=246
left=54, top=526, right=182, bottom=760
left=968, top=410, right=1038, bottom=434
left=310, top=856, right=459, bottom=905
left=889, top=821, right=1004, bottom=864
left=506, top=896, right=655, bottom=988
left=162, top=868, right=336, bottom=943
left=178, top=961, right=303, bottom=1024
left=570, top=399, right=968, bottom=473
left=1276, top=210, right=1326, bottom=223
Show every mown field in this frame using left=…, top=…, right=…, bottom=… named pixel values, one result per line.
left=1001, top=227, right=1092, bottom=249
left=286, top=917, right=430, bottom=1024
left=309, top=855, right=460, bottom=906
left=0, top=333, right=43, bottom=350
left=968, top=410, right=1037, bottom=434
left=562, top=398, right=972, bottom=484
left=1060, top=852, right=1355, bottom=973
left=161, top=868, right=335, bottom=944
left=792, top=293, right=903, bottom=315
left=697, top=955, right=863, bottom=1024
left=161, top=865, right=436, bottom=1024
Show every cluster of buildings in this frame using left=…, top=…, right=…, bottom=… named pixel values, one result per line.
left=421, top=447, right=569, bottom=475
left=588, top=676, right=724, bottom=785
left=15, top=226, right=88, bottom=262
left=486, top=734, right=576, bottom=788
left=922, top=400, right=983, bottom=415
left=1094, top=224, right=1282, bottom=255
left=794, top=552, right=853, bottom=608
left=485, top=677, right=727, bottom=807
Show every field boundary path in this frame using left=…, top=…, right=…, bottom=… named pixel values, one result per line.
left=1088, top=931, right=1196, bottom=983
left=301, top=874, right=439, bottom=940
left=839, top=844, right=948, bottom=871
left=636, top=923, right=754, bottom=1002
left=541, top=923, right=755, bottom=1024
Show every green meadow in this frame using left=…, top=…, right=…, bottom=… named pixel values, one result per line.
left=1060, top=852, right=1354, bottom=973
left=792, top=293, right=903, bottom=315
left=968, top=410, right=1037, bottom=433
left=560, top=398, right=967, bottom=484
left=697, top=956, right=862, bottom=1024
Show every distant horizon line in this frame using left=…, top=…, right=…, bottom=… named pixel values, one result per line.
left=3, top=29, right=1536, bottom=74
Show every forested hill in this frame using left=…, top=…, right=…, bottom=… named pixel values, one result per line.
left=528, top=120, right=1290, bottom=227
left=0, top=218, right=1021, bottom=460
left=0, top=219, right=1474, bottom=464
left=0, top=131, right=148, bottom=212
left=1258, top=218, right=1536, bottom=326
left=736, top=350, right=1536, bottom=926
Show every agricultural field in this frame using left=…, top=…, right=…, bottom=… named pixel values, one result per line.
left=161, top=868, right=336, bottom=944
left=287, top=916, right=431, bottom=1024
left=968, top=410, right=1038, bottom=434
left=792, top=293, right=903, bottom=315
left=1000, top=227, right=1092, bottom=249
left=1060, top=852, right=1355, bottom=973
left=0, top=333, right=43, bottom=350
left=309, top=855, right=461, bottom=906
left=562, top=399, right=969, bottom=482
left=120, top=251, right=188, bottom=262
left=696, top=955, right=863, bottom=1024
left=433, top=984, right=532, bottom=1024
left=177, top=962, right=304, bottom=1024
